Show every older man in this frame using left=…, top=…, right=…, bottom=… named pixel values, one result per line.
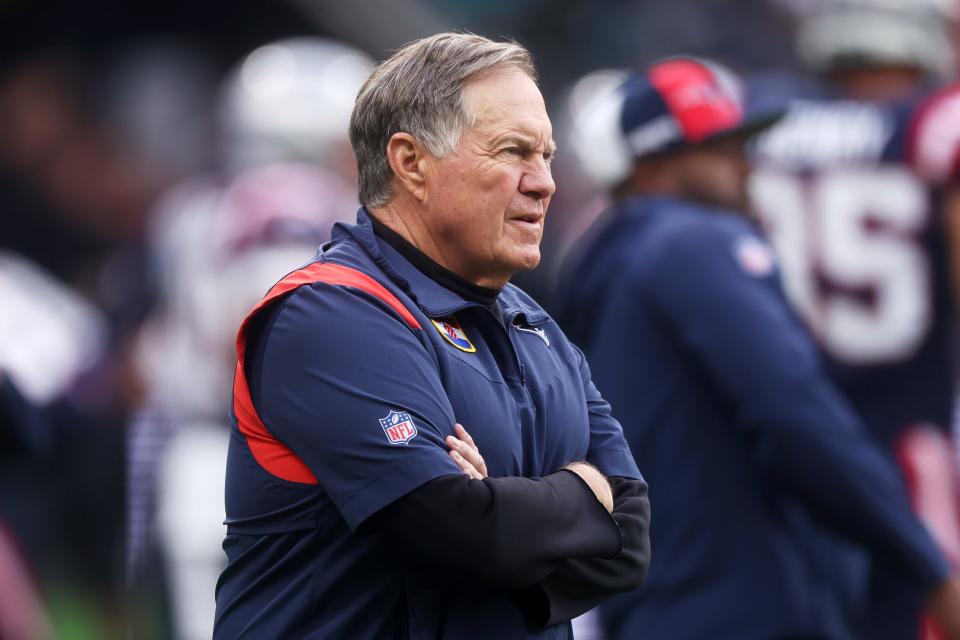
left=213, top=33, right=649, bottom=639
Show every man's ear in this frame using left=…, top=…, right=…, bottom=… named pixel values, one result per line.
left=385, top=132, right=429, bottom=202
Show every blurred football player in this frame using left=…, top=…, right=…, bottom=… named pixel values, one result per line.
left=128, top=37, right=371, bottom=640
left=0, top=252, right=106, bottom=640
left=557, top=54, right=960, bottom=640
left=217, top=36, right=373, bottom=180
left=750, top=1, right=960, bottom=638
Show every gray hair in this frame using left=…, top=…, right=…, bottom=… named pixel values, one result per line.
left=349, top=32, right=537, bottom=207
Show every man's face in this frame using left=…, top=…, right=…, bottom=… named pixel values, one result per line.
left=422, top=68, right=556, bottom=288
left=674, top=136, right=751, bottom=213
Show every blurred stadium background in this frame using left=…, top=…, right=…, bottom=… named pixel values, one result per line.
left=0, top=0, right=954, bottom=638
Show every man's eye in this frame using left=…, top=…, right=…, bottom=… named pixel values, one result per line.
left=502, top=147, right=522, bottom=156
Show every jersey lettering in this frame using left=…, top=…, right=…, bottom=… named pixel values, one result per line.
left=751, top=167, right=930, bottom=364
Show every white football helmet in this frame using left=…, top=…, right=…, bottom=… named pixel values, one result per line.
left=797, top=0, right=957, bottom=79
left=561, top=68, right=633, bottom=191
left=218, top=37, right=375, bottom=175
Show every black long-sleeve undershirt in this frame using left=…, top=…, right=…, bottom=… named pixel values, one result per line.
left=368, top=472, right=651, bottom=627
left=364, top=470, right=625, bottom=589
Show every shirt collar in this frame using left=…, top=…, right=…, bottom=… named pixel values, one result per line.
left=330, top=207, right=548, bottom=322
left=367, top=212, right=501, bottom=307
left=329, top=208, right=486, bottom=317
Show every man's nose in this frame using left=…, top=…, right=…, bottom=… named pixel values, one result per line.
left=520, top=158, right=556, bottom=201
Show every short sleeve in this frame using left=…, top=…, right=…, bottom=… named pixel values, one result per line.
left=254, top=282, right=461, bottom=530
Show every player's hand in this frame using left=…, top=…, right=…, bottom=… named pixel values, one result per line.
left=564, top=461, right=614, bottom=513
left=928, top=574, right=960, bottom=639
left=446, top=423, right=487, bottom=480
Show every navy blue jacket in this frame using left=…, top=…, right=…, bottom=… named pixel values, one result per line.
left=214, top=208, right=642, bottom=639
left=557, top=196, right=948, bottom=640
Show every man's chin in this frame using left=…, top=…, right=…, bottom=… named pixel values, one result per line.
left=486, top=247, right=541, bottom=285
left=512, top=250, right=541, bottom=273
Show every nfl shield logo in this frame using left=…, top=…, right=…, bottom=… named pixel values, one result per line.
left=379, top=410, right=418, bottom=445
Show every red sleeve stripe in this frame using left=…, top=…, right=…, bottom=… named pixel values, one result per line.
left=232, top=262, right=421, bottom=484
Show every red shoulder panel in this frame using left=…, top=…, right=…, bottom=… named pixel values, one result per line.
left=232, top=262, right=420, bottom=484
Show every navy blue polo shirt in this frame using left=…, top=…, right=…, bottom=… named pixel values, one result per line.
left=557, top=196, right=948, bottom=640
left=214, top=208, right=640, bottom=639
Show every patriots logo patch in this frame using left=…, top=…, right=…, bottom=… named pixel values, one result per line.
left=379, top=410, right=418, bottom=445
left=734, top=236, right=776, bottom=277
left=431, top=317, right=476, bottom=353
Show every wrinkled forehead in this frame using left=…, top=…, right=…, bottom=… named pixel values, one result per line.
left=462, top=68, right=554, bottom=147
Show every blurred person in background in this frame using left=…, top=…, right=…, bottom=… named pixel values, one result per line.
left=750, top=1, right=960, bottom=637
left=556, top=56, right=960, bottom=640
left=0, top=253, right=107, bottom=640
left=0, top=52, right=159, bottom=639
left=127, top=37, right=371, bottom=640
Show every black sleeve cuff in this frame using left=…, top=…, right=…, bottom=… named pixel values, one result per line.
left=512, top=476, right=651, bottom=628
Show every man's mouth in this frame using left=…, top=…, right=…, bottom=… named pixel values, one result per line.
left=509, top=213, right=543, bottom=226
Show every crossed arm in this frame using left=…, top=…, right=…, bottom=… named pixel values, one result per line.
left=367, top=423, right=650, bottom=627
left=247, top=284, right=650, bottom=625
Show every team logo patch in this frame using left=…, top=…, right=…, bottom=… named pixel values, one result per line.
left=431, top=318, right=476, bottom=352
left=379, top=410, right=418, bottom=445
left=734, top=236, right=776, bottom=277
